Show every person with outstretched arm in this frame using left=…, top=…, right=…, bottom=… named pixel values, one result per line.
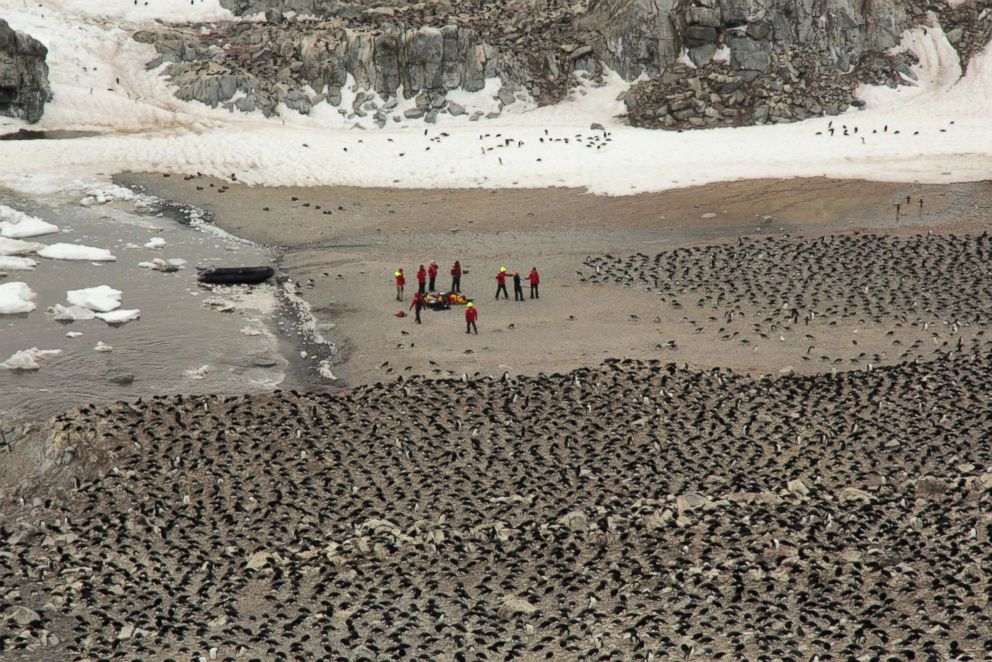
left=496, top=266, right=509, bottom=299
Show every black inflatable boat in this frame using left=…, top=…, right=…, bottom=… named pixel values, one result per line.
left=197, top=266, right=275, bottom=285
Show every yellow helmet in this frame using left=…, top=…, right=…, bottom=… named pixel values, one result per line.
left=499, top=266, right=507, bottom=273
left=466, top=302, right=474, bottom=307
left=394, top=271, right=401, bottom=277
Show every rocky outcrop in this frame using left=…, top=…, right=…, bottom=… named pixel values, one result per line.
left=136, top=6, right=605, bottom=120
left=140, top=0, right=991, bottom=128
left=625, top=45, right=916, bottom=129
left=0, top=19, right=52, bottom=124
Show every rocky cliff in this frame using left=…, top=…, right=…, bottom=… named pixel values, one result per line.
left=136, top=0, right=991, bottom=128
left=0, top=19, right=52, bottom=124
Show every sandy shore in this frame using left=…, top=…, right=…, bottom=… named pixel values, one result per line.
left=119, top=173, right=992, bottom=385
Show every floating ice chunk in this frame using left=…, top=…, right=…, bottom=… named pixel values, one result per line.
left=168, top=258, right=187, bottom=267
left=49, top=304, right=97, bottom=321
left=0, top=281, right=37, bottom=314
left=66, top=331, right=84, bottom=338
left=95, top=309, right=141, bottom=325
left=66, top=285, right=122, bottom=312
left=144, top=237, right=166, bottom=249
left=39, top=243, right=116, bottom=262
left=2, top=347, right=61, bottom=371
left=0, top=238, right=43, bottom=256
left=0, top=206, right=60, bottom=238
left=94, top=341, right=113, bottom=352
left=138, top=257, right=181, bottom=272
left=185, top=365, right=210, bottom=380
left=0, top=256, right=37, bottom=271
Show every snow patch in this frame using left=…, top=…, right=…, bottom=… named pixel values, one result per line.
left=0, top=281, right=37, bottom=314
left=0, top=238, right=43, bottom=256
left=49, top=304, right=98, bottom=321
left=96, top=308, right=141, bottom=324
left=66, top=285, right=123, bottom=312
left=2, top=347, right=61, bottom=371
left=0, top=205, right=60, bottom=238
left=39, top=243, right=116, bottom=262
left=0, top=256, right=37, bottom=271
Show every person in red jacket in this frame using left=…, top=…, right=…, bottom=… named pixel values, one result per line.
left=428, top=260, right=439, bottom=291
left=394, top=268, right=405, bottom=301
left=465, top=301, right=478, bottom=334
left=450, top=260, right=462, bottom=293
left=495, top=266, right=508, bottom=299
left=409, top=291, right=425, bottom=324
left=528, top=266, right=540, bottom=299
left=416, top=264, right=427, bottom=295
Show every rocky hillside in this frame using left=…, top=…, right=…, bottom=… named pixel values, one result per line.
left=0, top=19, right=52, bottom=124
left=134, top=0, right=991, bottom=128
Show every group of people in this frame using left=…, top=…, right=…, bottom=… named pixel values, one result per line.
left=495, top=266, right=540, bottom=301
left=394, top=260, right=463, bottom=301
left=393, top=261, right=541, bottom=334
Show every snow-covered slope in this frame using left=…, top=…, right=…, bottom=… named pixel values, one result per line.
left=0, top=2, right=989, bottom=196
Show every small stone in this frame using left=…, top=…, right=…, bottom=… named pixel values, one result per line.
left=108, top=373, right=135, bottom=386
left=9, top=606, right=40, bottom=626
left=498, top=596, right=538, bottom=617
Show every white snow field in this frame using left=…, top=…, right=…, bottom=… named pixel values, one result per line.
left=0, top=2, right=989, bottom=196
left=0, top=281, right=38, bottom=315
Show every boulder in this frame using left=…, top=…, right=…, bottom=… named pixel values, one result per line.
left=0, top=20, right=52, bottom=123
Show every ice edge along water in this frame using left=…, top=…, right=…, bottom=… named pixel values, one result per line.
left=0, top=3, right=987, bottom=197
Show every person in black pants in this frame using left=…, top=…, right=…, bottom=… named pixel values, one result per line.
left=528, top=267, right=540, bottom=299
left=451, top=260, right=462, bottom=293
left=513, top=272, right=524, bottom=301
left=409, top=292, right=425, bottom=324
left=495, top=267, right=508, bottom=299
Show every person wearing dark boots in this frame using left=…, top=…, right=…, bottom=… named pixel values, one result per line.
left=513, top=272, right=524, bottom=301
left=495, top=266, right=509, bottom=299
left=528, top=266, right=540, bottom=299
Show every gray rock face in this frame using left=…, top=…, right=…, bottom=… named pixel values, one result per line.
left=583, top=0, right=680, bottom=80
left=0, top=19, right=52, bottom=124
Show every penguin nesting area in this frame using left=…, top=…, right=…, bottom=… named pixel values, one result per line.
left=2, top=351, right=992, bottom=660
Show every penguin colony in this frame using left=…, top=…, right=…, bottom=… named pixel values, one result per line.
left=2, top=351, right=992, bottom=660
left=3, top=231, right=992, bottom=660
left=583, top=233, right=992, bottom=368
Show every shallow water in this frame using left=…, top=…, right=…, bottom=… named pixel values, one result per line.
left=0, top=192, right=291, bottom=420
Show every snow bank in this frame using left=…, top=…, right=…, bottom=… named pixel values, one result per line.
left=96, top=309, right=141, bottom=324
left=0, top=2, right=989, bottom=197
left=66, top=285, right=123, bottom=312
left=0, top=238, right=43, bottom=256
left=1, top=347, right=61, bottom=371
left=0, top=256, right=37, bottom=271
left=0, top=282, right=37, bottom=314
left=52, top=0, right=234, bottom=23
left=0, top=205, right=60, bottom=238
left=39, top=243, right=116, bottom=262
